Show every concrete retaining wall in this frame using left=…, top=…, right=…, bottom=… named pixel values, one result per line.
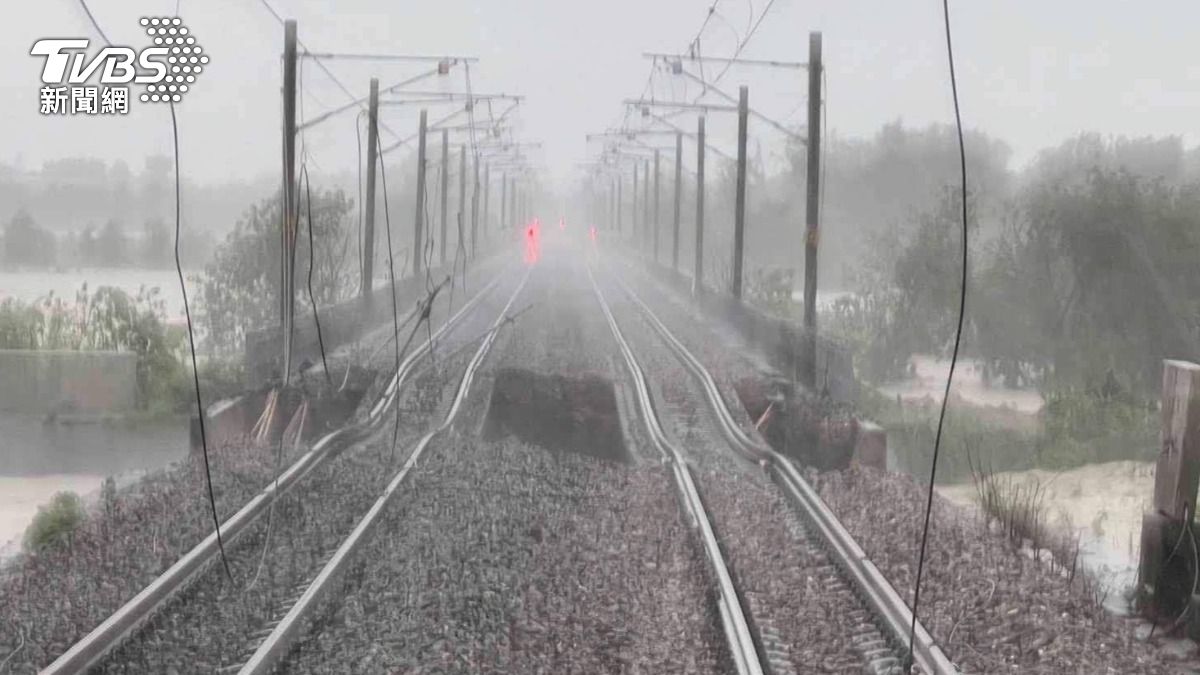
left=244, top=253, right=507, bottom=388
left=0, top=349, right=137, bottom=414
left=636, top=264, right=858, bottom=404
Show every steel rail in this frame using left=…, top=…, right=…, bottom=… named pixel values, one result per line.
left=605, top=261, right=959, bottom=675
left=586, top=263, right=764, bottom=675
left=237, top=267, right=531, bottom=675
left=42, top=268, right=511, bottom=675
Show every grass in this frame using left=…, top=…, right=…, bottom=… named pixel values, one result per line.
left=966, top=446, right=1110, bottom=609
left=861, top=385, right=1158, bottom=484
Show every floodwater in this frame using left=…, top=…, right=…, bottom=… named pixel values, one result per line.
left=0, top=268, right=195, bottom=319
left=878, top=354, right=1045, bottom=414
left=938, top=459, right=1154, bottom=614
left=791, top=288, right=855, bottom=310
left=0, top=412, right=188, bottom=558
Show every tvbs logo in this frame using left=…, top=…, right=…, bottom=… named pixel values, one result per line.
left=32, top=17, right=207, bottom=114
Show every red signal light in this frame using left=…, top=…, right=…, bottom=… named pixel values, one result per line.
left=524, top=220, right=541, bottom=264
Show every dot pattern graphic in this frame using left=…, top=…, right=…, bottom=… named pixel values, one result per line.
left=138, top=17, right=207, bottom=104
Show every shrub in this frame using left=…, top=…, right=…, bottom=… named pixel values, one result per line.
left=23, top=491, right=86, bottom=555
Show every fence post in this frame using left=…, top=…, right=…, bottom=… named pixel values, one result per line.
left=1138, top=359, right=1200, bottom=626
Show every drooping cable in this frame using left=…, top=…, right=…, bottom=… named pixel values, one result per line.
left=710, top=0, right=779, bottom=85
left=300, top=164, right=332, bottom=384
left=375, top=134, right=405, bottom=464
left=76, top=0, right=112, bottom=44
left=76, top=0, right=234, bottom=582
left=294, top=56, right=332, bottom=385
left=356, top=111, right=365, bottom=287
left=907, top=0, right=969, bottom=662
left=171, top=102, right=235, bottom=582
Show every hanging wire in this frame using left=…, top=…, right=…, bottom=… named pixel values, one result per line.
left=76, top=0, right=234, bottom=582
left=907, top=0, right=970, bottom=663
left=375, top=135, right=406, bottom=465
left=711, top=0, right=780, bottom=85
left=301, top=164, right=332, bottom=385
left=356, top=110, right=366, bottom=288
left=296, top=58, right=331, bottom=384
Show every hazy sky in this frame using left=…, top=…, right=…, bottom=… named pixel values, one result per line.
left=3, top=1, right=1198, bottom=187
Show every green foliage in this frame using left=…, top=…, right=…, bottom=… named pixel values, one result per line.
left=141, top=219, right=172, bottom=269
left=0, top=284, right=190, bottom=413
left=971, top=161, right=1200, bottom=395
left=3, top=209, right=57, bottom=268
left=824, top=189, right=973, bottom=383
left=872, top=385, right=1157, bottom=484
left=836, top=132, right=1200, bottom=400
left=201, top=188, right=356, bottom=354
left=95, top=219, right=129, bottom=267
left=743, top=266, right=796, bottom=317
left=824, top=290, right=910, bottom=382
left=23, top=491, right=86, bottom=554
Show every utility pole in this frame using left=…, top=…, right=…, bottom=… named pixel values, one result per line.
left=653, top=149, right=661, bottom=264
left=471, top=154, right=480, bottom=258
left=673, top=131, right=682, bottom=272
left=732, top=85, right=749, bottom=299
left=413, top=109, right=428, bottom=277
left=610, top=176, right=616, bottom=230
left=632, top=162, right=639, bottom=242
left=617, top=173, right=623, bottom=233
left=458, top=144, right=466, bottom=259
left=643, top=158, right=650, bottom=253
left=439, top=129, right=449, bottom=266
left=511, top=179, right=518, bottom=230
left=802, top=32, right=823, bottom=388
left=360, top=77, right=379, bottom=305
left=280, top=20, right=297, bottom=330
left=500, top=171, right=508, bottom=234
left=482, top=163, right=490, bottom=242
left=694, top=115, right=706, bottom=295
left=280, top=19, right=298, bottom=382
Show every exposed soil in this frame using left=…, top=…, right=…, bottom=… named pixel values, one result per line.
left=483, top=367, right=630, bottom=464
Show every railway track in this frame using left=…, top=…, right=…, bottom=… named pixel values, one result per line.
left=235, top=267, right=530, bottom=675
left=587, top=262, right=763, bottom=675
left=43, top=266, right=516, bottom=674
left=594, top=256, right=958, bottom=675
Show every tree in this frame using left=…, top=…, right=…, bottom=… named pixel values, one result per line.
left=201, top=188, right=356, bottom=353
left=141, top=219, right=172, bottom=268
left=95, top=219, right=128, bottom=267
left=3, top=209, right=57, bottom=268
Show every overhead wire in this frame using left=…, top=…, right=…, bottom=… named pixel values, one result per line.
left=356, top=110, right=365, bottom=287
left=254, top=0, right=403, bottom=141
left=374, top=133, right=406, bottom=465
left=296, top=57, right=332, bottom=385
left=710, top=0, right=780, bottom=85
left=76, top=0, right=234, bottom=582
left=907, top=0, right=969, bottom=664
left=300, top=164, right=332, bottom=385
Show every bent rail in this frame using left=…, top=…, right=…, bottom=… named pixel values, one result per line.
left=42, top=270, right=510, bottom=675
left=607, top=263, right=958, bottom=675
left=237, top=267, right=530, bottom=675
left=587, top=262, right=764, bottom=675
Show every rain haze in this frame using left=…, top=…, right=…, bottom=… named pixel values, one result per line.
left=4, top=1, right=1200, bottom=673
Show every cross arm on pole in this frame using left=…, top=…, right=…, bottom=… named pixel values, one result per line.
left=673, top=67, right=805, bottom=141
left=297, top=67, right=441, bottom=132
left=642, top=52, right=807, bottom=70
left=623, top=98, right=739, bottom=113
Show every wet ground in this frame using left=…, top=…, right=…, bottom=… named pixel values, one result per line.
left=0, top=413, right=187, bottom=555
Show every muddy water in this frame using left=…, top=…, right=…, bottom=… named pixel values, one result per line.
left=938, top=459, right=1155, bottom=612
left=0, top=412, right=187, bottom=558
left=878, top=354, right=1045, bottom=414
